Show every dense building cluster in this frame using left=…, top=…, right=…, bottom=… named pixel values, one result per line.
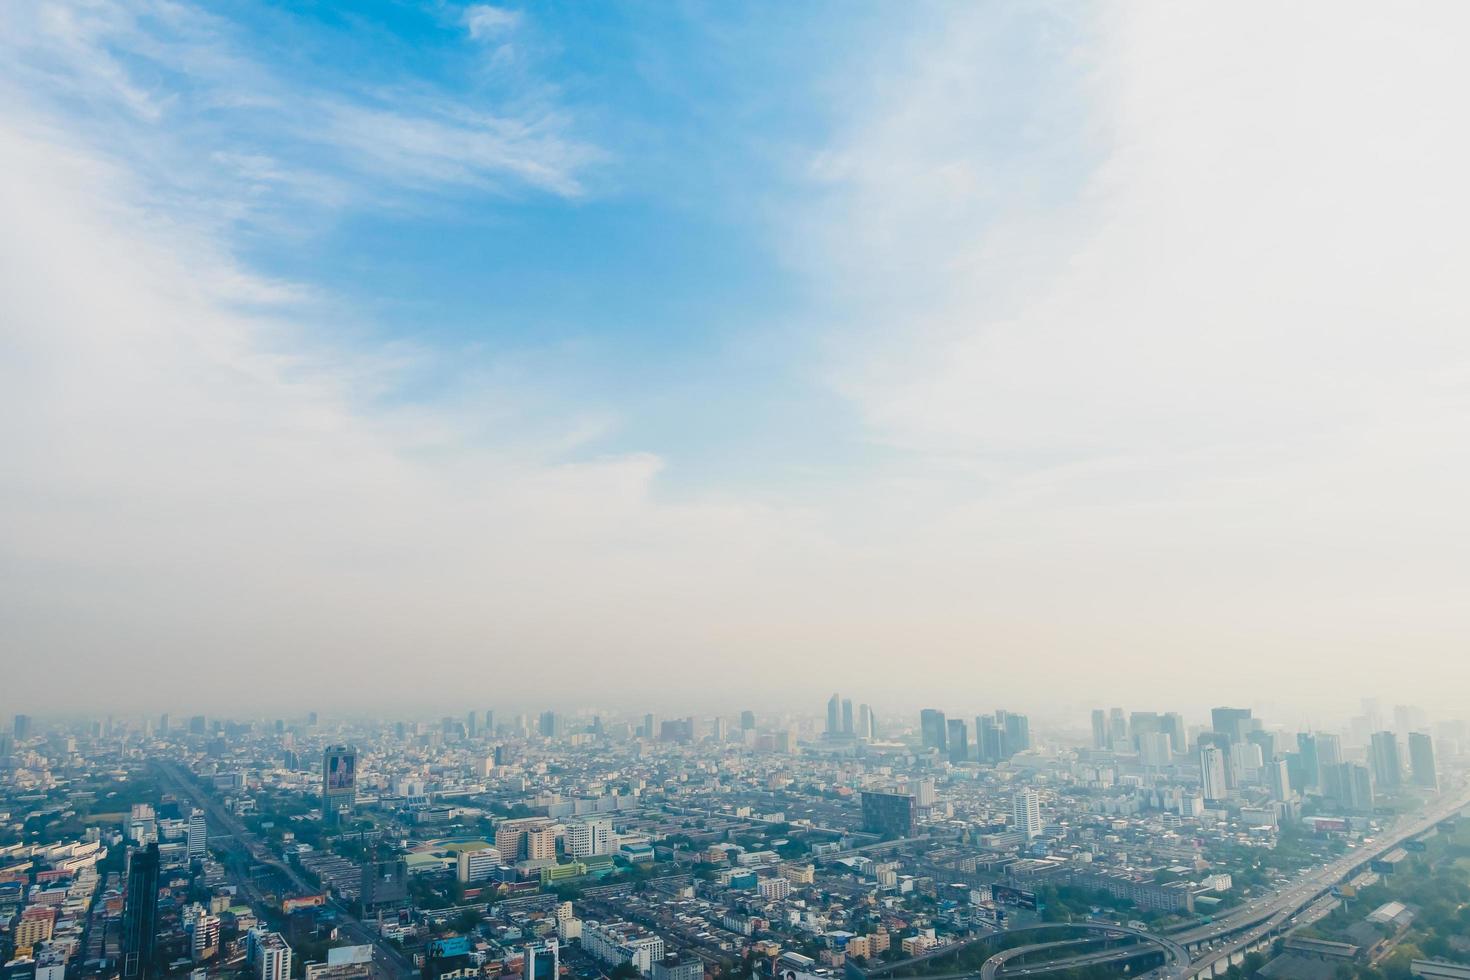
left=1, top=699, right=1465, bottom=980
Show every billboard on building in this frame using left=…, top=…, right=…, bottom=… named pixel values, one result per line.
left=328, top=945, right=373, bottom=966
left=326, top=750, right=356, bottom=791
left=990, top=884, right=1038, bottom=910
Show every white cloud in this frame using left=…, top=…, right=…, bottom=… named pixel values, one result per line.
left=465, top=5, right=522, bottom=40
left=795, top=2, right=1470, bottom=707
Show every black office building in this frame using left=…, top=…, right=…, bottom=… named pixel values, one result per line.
left=861, top=790, right=917, bottom=838
left=122, top=843, right=160, bottom=980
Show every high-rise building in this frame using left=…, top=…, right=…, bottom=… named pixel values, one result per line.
left=191, top=910, right=220, bottom=962
left=122, top=843, right=160, bottom=980
left=920, top=709, right=947, bottom=751
left=946, top=719, right=969, bottom=764
left=1296, top=733, right=1321, bottom=790
left=321, top=746, right=357, bottom=825
left=1199, top=745, right=1228, bottom=803
left=1336, top=762, right=1375, bottom=813
left=841, top=699, right=854, bottom=735
left=1370, top=731, right=1402, bottom=789
left=1409, top=732, right=1438, bottom=790
left=1091, top=709, right=1107, bottom=749
left=976, top=715, right=1003, bottom=763
left=1004, top=712, right=1031, bottom=754
left=484, top=710, right=496, bottom=735
left=1107, top=708, right=1128, bottom=748
left=456, top=846, right=504, bottom=883
left=1138, top=732, right=1172, bottom=767
left=740, top=710, right=756, bottom=731
left=1012, top=790, right=1042, bottom=839
left=1129, top=711, right=1161, bottom=750
left=1161, top=713, right=1186, bottom=754
left=860, top=791, right=917, bottom=838
left=566, top=817, right=615, bottom=858
left=524, top=940, right=560, bottom=980
left=186, top=809, right=207, bottom=861
left=253, top=931, right=293, bottom=980
left=360, top=860, right=409, bottom=910
left=858, top=703, right=873, bottom=740
left=539, top=711, right=561, bottom=738
left=13, top=714, right=31, bottom=741
left=1268, top=758, right=1291, bottom=802
left=1211, top=707, right=1253, bottom=742
left=827, top=694, right=842, bottom=735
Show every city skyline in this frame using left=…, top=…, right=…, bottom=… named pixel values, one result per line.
left=6, top=3, right=1470, bottom=710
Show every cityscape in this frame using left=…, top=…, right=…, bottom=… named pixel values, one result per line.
left=6, top=3, right=1470, bottom=980
left=3, top=699, right=1470, bottom=980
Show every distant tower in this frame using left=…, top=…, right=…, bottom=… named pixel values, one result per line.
left=826, top=694, right=841, bottom=735
left=1199, top=745, right=1228, bottom=803
left=122, top=843, right=160, bottom=980
left=1012, top=790, right=1042, bottom=839
left=1090, top=709, right=1107, bottom=749
left=186, top=809, right=207, bottom=861
left=1408, top=732, right=1438, bottom=790
left=841, top=699, right=854, bottom=735
left=321, top=746, right=357, bottom=825
left=920, top=709, right=948, bottom=751
left=1370, top=731, right=1402, bottom=789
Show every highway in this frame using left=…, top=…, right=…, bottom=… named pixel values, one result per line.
left=1166, top=785, right=1470, bottom=978
left=976, top=924, right=1189, bottom=980
left=968, top=787, right=1468, bottom=980
left=152, top=759, right=417, bottom=980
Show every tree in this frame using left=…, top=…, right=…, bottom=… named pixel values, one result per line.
left=610, top=964, right=641, bottom=980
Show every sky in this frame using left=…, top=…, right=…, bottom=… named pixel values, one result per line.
left=3, top=1, right=1470, bottom=723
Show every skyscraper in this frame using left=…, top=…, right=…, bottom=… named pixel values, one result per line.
left=1268, top=758, right=1291, bottom=802
left=1161, top=712, right=1186, bottom=754
left=122, top=843, right=160, bottom=980
left=1370, top=731, right=1402, bottom=790
left=1211, top=707, right=1253, bottom=742
left=827, top=694, right=841, bottom=735
left=1336, top=762, right=1375, bottom=813
left=1296, top=733, right=1321, bottom=790
left=920, top=709, right=947, bottom=751
left=1408, top=732, right=1438, bottom=790
left=946, top=718, right=969, bottom=764
left=1012, top=790, right=1042, bottom=839
left=842, top=698, right=854, bottom=735
left=1091, top=709, right=1107, bottom=749
left=1199, top=745, right=1228, bottom=803
left=13, top=714, right=31, bottom=741
left=1003, top=712, right=1031, bottom=755
left=858, top=703, right=873, bottom=740
left=740, top=710, right=756, bottom=731
left=321, top=745, right=357, bottom=825
left=976, top=714, right=1003, bottom=763
left=186, top=809, right=207, bottom=861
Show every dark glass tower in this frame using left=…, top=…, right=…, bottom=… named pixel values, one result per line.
left=122, top=843, right=160, bottom=980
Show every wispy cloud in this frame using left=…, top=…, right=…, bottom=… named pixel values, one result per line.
left=464, top=4, right=522, bottom=41
left=0, top=0, right=595, bottom=233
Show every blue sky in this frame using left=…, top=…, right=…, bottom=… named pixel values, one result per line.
left=5, top=1, right=1469, bottom=716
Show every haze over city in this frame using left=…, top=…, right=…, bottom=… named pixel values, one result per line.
left=5, top=1, right=1470, bottom=718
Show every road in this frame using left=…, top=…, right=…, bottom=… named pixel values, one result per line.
left=977, top=924, right=1189, bottom=980
left=152, top=759, right=417, bottom=980
left=1169, top=785, right=1470, bottom=978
